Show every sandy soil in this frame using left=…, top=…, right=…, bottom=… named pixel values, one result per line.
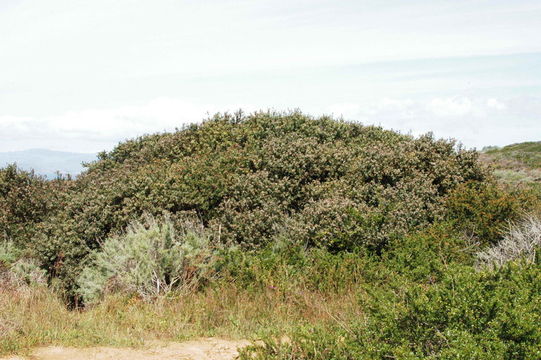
left=1, top=338, right=252, bottom=360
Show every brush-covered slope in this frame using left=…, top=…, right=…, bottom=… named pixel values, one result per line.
left=482, top=141, right=541, bottom=190
left=25, top=111, right=488, bottom=290
left=484, top=141, right=541, bottom=168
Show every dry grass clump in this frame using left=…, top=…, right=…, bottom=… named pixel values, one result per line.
left=477, top=214, right=541, bottom=269
left=0, top=280, right=359, bottom=356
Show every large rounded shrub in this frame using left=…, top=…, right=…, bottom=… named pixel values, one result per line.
left=32, top=111, right=488, bottom=290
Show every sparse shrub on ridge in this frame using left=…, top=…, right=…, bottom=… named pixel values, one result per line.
left=481, top=141, right=541, bottom=196
left=484, top=141, right=541, bottom=169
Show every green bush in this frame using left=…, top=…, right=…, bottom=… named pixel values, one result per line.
left=33, top=111, right=488, bottom=293
left=0, top=241, right=46, bottom=288
left=382, top=221, right=477, bottom=283
left=217, top=240, right=371, bottom=294
left=444, top=181, right=538, bottom=245
left=9, top=258, right=47, bottom=286
left=77, top=214, right=218, bottom=304
left=244, top=262, right=541, bottom=360
left=240, top=217, right=541, bottom=360
left=0, top=240, right=19, bottom=265
left=0, top=165, right=70, bottom=247
left=365, top=263, right=541, bottom=359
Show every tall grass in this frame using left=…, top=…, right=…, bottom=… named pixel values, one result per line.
left=0, top=249, right=363, bottom=356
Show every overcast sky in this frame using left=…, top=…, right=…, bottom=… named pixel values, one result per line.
left=1, top=0, right=540, bottom=153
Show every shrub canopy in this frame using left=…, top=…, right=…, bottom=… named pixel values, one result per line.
left=0, top=165, right=70, bottom=247
left=3, top=111, right=489, bottom=292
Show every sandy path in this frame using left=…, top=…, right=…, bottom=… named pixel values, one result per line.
left=2, top=338, right=251, bottom=360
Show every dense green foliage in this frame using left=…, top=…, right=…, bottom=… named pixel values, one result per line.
left=443, top=181, right=539, bottom=245
left=23, top=111, right=488, bottom=293
left=0, top=165, right=70, bottom=247
left=240, top=225, right=541, bottom=360
left=243, top=263, right=541, bottom=359
left=1, top=112, right=540, bottom=359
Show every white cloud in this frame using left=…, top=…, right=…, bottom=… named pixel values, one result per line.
left=486, top=98, right=506, bottom=110
left=421, top=97, right=507, bottom=118
left=326, top=103, right=361, bottom=118
left=1, top=95, right=540, bottom=153
left=325, top=96, right=540, bottom=149
left=426, top=98, right=474, bottom=117
left=0, top=98, right=256, bottom=152
left=0, top=1, right=540, bottom=153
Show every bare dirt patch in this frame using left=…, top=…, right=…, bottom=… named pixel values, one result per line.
left=1, top=338, right=251, bottom=360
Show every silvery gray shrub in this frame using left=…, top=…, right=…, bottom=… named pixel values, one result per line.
left=477, top=214, right=541, bottom=269
left=77, top=214, right=217, bottom=304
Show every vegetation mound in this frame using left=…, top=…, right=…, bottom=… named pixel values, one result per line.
left=4, top=111, right=489, bottom=292
left=2, top=111, right=540, bottom=359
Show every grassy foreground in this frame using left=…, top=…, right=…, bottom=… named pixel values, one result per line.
left=2, top=247, right=362, bottom=355
left=2, top=226, right=541, bottom=359
left=0, top=283, right=356, bottom=355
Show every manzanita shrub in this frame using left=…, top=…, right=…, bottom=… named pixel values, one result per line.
left=5, top=111, right=493, bottom=293
left=0, top=165, right=71, bottom=247
left=1, top=111, right=540, bottom=358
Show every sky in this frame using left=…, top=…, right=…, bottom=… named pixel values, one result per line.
left=1, top=0, right=541, bottom=153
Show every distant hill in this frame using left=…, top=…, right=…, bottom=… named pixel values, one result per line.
left=481, top=141, right=541, bottom=191
left=483, top=141, right=541, bottom=169
left=0, top=149, right=97, bottom=178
